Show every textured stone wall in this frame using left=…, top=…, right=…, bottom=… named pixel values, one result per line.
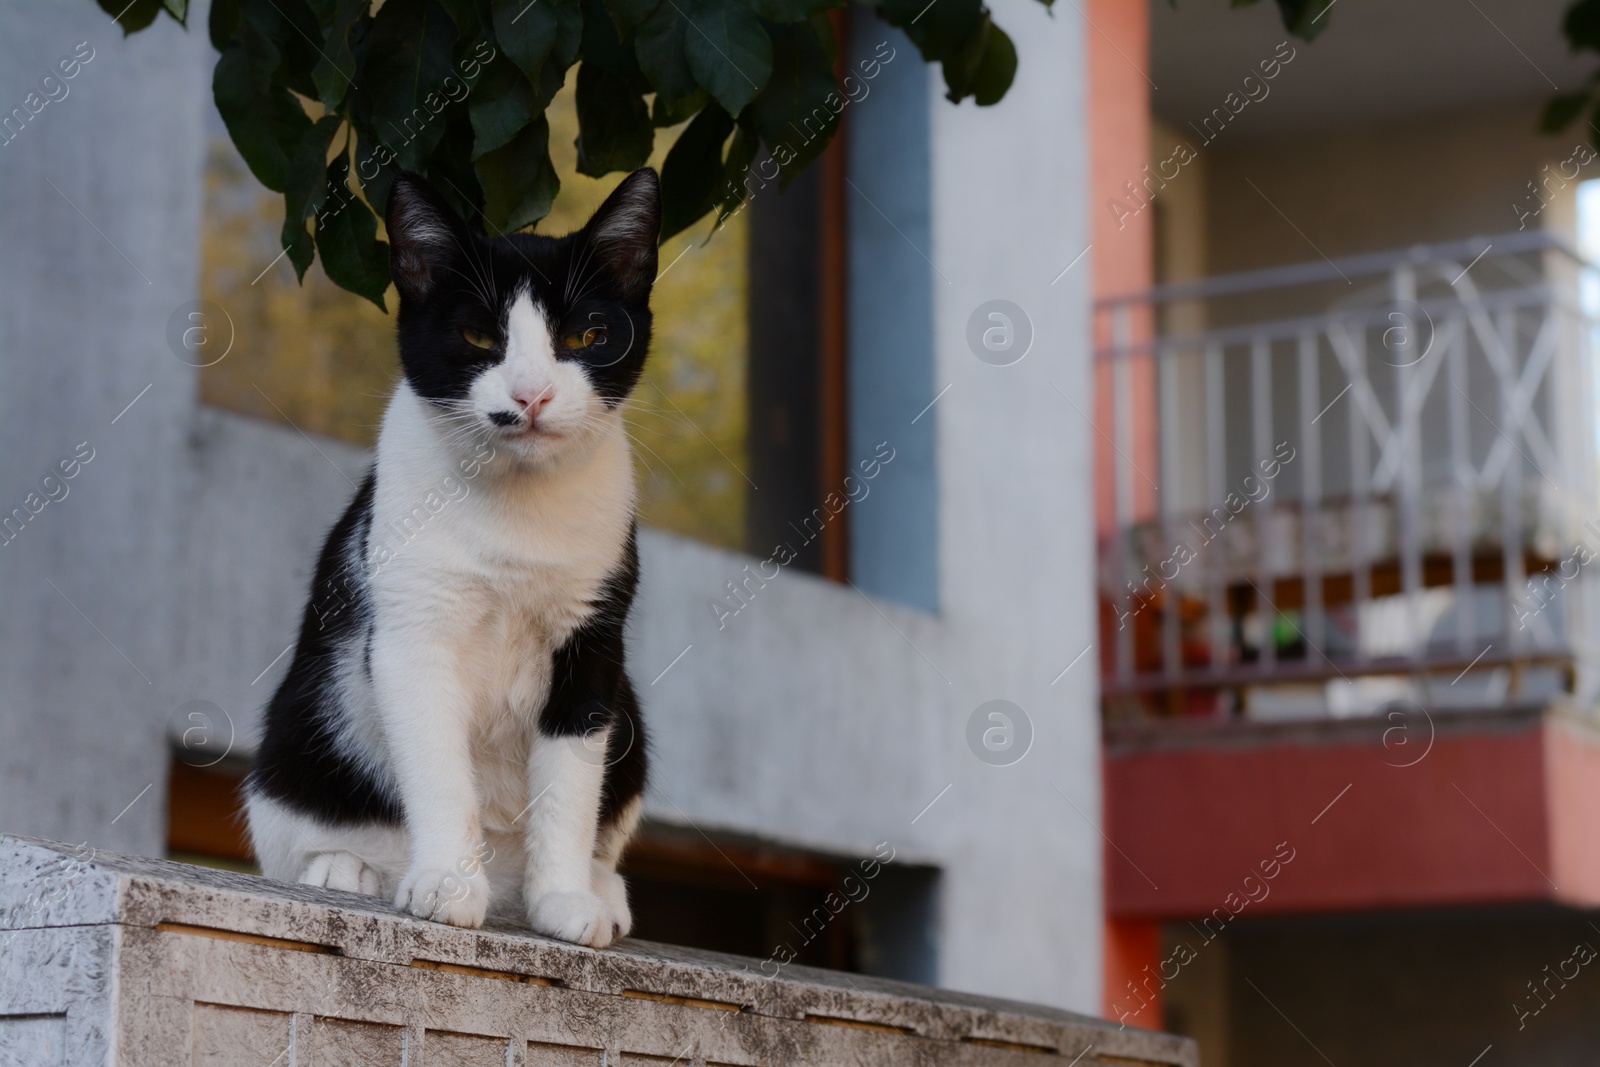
left=0, top=836, right=1192, bottom=1067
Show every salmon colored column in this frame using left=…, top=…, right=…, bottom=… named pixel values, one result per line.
left=1088, top=0, right=1157, bottom=539
left=1103, top=916, right=1165, bottom=1030
left=1086, top=0, right=1161, bottom=1024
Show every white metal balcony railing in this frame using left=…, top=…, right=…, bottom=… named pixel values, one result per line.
left=1095, top=230, right=1600, bottom=719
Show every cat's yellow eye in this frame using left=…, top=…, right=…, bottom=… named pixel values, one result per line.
left=461, top=328, right=496, bottom=350
left=562, top=326, right=607, bottom=350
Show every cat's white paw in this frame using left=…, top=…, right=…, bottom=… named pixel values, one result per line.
left=529, top=889, right=622, bottom=948
left=591, top=861, right=632, bottom=940
left=395, top=864, right=490, bottom=928
left=299, top=851, right=383, bottom=897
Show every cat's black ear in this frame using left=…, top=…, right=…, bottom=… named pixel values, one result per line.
left=386, top=172, right=470, bottom=303
left=585, top=168, right=660, bottom=299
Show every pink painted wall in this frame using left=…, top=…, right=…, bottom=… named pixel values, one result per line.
left=1544, top=717, right=1600, bottom=908
left=1088, top=0, right=1158, bottom=541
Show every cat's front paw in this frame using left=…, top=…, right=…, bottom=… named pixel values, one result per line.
left=592, top=862, right=633, bottom=940
left=528, top=889, right=622, bottom=948
left=396, top=864, right=490, bottom=928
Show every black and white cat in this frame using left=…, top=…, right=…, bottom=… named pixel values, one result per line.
left=244, top=168, right=658, bottom=949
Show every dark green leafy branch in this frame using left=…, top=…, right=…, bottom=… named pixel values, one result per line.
left=1454, top=0, right=1600, bottom=157
left=1165, top=0, right=1333, bottom=39
left=1237, top=0, right=1334, bottom=42
left=103, top=0, right=1345, bottom=308
left=97, top=0, right=1044, bottom=308
left=1544, top=0, right=1600, bottom=144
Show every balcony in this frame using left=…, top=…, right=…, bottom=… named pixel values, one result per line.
left=1095, top=230, right=1600, bottom=722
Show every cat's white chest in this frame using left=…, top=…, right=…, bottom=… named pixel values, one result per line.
left=375, top=461, right=627, bottom=692
left=478, top=544, right=628, bottom=831
left=366, top=386, right=636, bottom=830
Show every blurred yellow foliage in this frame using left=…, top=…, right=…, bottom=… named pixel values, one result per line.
left=198, top=139, right=399, bottom=444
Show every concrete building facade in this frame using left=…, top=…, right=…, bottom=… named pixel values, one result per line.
left=0, top=0, right=1102, bottom=1015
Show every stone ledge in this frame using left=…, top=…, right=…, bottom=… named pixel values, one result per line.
left=0, top=834, right=1197, bottom=1066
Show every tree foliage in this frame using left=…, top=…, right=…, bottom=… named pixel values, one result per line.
left=106, top=0, right=1337, bottom=308
left=1545, top=0, right=1600, bottom=141
left=1235, top=0, right=1333, bottom=42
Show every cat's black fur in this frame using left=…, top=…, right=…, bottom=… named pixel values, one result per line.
left=247, top=171, right=658, bottom=901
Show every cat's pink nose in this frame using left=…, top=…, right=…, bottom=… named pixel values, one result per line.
left=512, top=387, right=553, bottom=422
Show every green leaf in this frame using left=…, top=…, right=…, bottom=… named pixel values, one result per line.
left=1231, top=0, right=1328, bottom=40
left=968, top=22, right=1014, bottom=105
left=316, top=155, right=391, bottom=309
left=491, top=0, right=583, bottom=93
left=282, top=115, right=344, bottom=279
left=475, top=116, right=560, bottom=231
left=575, top=63, right=656, bottom=176
left=635, top=0, right=698, bottom=101
left=163, top=0, right=189, bottom=23
left=652, top=86, right=709, bottom=126
left=1564, top=0, right=1600, bottom=53
left=584, top=0, right=636, bottom=72
left=469, top=58, right=538, bottom=157
left=1274, top=0, right=1331, bottom=40
left=745, top=0, right=837, bottom=23
left=436, top=0, right=488, bottom=36
left=746, top=21, right=836, bottom=182
left=209, top=0, right=242, bottom=51
left=808, top=9, right=835, bottom=61
left=240, top=0, right=324, bottom=100
left=875, top=0, right=1002, bottom=106
left=682, top=0, right=772, bottom=117
left=354, top=122, right=398, bottom=219
left=880, top=0, right=981, bottom=63
left=213, top=22, right=314, bottom=192
left=658, top=101, right=733, bottom=240
left=364, top=0, right=462, bottom=170
left=98, top=0, right=164, bottom=34
left=606, top=0, right=660, bottom=35
left=874, top=0, right=1023, bottom=107
left=941, top=14, right=1013, bottom=104
left=536, top=59, right=572, bottom=113
left=1542, top=91, right=1591, bottom=134
left=426, top=110, right=489, bottom=220
left=574, top=0, right=653, bottom=169
left=716, top=120, right=759, bottom=223
left=313, top=0, right=367, bottom=110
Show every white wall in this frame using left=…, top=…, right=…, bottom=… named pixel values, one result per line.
left=0, top=2, right=210, bottom=856
left=926, top=0, right=1099, bottom=1008
left=0, top=0, right=1101, bottom=1013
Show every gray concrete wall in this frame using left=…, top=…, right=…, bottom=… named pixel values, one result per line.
left=0, top=1, right=211, bottom=856
left=0, top=0, right=1101, bottom=1015
left=171, top=409, right=369, bottom=753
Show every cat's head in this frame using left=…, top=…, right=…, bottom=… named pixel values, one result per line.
left=383, top=168, right=660, bottom=466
